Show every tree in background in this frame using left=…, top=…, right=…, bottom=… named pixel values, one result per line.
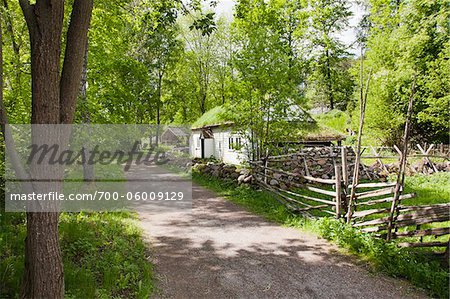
left=362, top=0, right=449, bottom=145
left=180, top=14, right=218, bottom=115
left=210, top=17, right=235, bottom=106
left=84, top=0, right=150, bottom=123
left=1, top=0, right=31, bottom=123
left=306, top=0, right=355, bottom=110
left=229, top=0, right=308, bottom=158
left=132, top=0, right=183, bottom=144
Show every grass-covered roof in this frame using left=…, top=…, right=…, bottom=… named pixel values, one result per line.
left=191, top=106, right=229, bottom=129
left=191, top=105, right=346, bottom=141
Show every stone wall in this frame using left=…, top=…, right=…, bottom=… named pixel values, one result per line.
left=191, top=147, right=450, bottom=186
left=268, top=147, right=382, bottom=181
left=192, top=159, right=253, bottom=184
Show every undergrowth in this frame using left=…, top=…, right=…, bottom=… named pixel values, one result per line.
left=192, top=172, right=449, bottom=298
left=0, top=211, right=153, bottom=299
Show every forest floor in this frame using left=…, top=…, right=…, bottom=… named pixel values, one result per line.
left=134, top=165, right=429, bottom=298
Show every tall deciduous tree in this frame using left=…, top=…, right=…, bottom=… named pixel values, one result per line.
left=180, top=11, right=221, bottom=114
left=362, top=0, right=449, bottom=144
left=230, top=0, right=308, bottom=158
left=14, top=0, right=93, bottom=297
left=307, top=0, right=354, bottom=110
left=133, top=0, right=182, bottom=144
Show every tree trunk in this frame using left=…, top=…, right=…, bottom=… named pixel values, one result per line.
left=155, top=73, right=163, bottom=147
left=17, top=1, right=93, bottom=298
left=80, top=40, right=94, bottom=181
left=200, top=92, right=207, bottom=114
left=20, top=1, right=65, bottom=297
left=325, top=48, right=333, bottom=110
left=60, top=0, right=95, bottom=124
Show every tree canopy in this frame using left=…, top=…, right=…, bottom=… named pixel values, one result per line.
left=1, top=0, right=448, bottom=143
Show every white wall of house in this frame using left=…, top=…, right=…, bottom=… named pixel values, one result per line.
left=190, top=127, right=247, bottom=165
left=190, top=132, right=202, bottom=158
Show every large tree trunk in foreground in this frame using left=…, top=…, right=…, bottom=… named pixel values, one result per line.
left=17, top=1, right=93, bottom=298
left=1, top=8, right=3, bottom=116
left=20, top=1, right=65, bottom=297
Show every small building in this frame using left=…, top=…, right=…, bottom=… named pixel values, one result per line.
left=190, top=106, right=346, bottom=164
left=190, top=107, right=246, bottom=164
left=161, top=126, right=190, bottom=146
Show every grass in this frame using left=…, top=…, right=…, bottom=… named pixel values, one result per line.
left=0, top=211, right=153, bottom=299
left=313, top=109, right=350, bottom=135
left=402, top=172, right=450, bottom=205
left=192, top=171, right=449, bottom=298
left=191, top=105, right=227, bottom=128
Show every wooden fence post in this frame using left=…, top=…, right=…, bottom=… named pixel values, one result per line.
left=347, top=72, right=372, bottom=224
left=341, top=147, right=348, bottom=211
left=335, top=164, right=342, bottom=219
left=341, top=147, right=348, bottom=188
left=386, top=77, right=416, bottom=241
left=417, top=143, right=438, bottom=173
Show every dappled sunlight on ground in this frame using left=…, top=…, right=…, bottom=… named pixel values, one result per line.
left=135, top=171, right=427, bottom=299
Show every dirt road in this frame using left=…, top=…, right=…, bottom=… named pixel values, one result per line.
left=136, top=180, right=427, bottom=299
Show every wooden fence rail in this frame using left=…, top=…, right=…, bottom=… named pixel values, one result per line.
left=249, top=145, right=450, bottom=251
left=250, top=161, right=341, bottom=219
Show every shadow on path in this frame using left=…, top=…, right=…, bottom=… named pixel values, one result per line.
left=135, top=169, right=427, bottom=299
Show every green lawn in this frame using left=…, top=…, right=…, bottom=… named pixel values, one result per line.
left=192, top=172, right=449, bottom=298
left=0, top=211, right=153, bottom=299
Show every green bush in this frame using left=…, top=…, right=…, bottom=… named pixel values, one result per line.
left=0, top=211, right=153, bottom=299
left=316, top=218, right=449, bottom=298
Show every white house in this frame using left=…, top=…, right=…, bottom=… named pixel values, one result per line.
left=190, top=105, right=346, bottom=165
left=189, top=106, right=248, bottom=164
left=190, top=125, right=248, bottom=165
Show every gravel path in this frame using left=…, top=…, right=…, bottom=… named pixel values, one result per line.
left=134, top=167, right=428, bottom=299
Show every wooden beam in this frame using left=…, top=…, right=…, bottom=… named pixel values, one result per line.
left=398, top=241, right=449, bottom=248
left=349, top=182, right=397, bottom=189
left=335, top=164, right=342, bottom=219
left=348, top=208, right=390, bottom=219
left=386, top=78, right=416, bottom=241
left=354, top=193, right=415, bottom=206
left=352, top=187, right=395, bottom=200
left=280, top=189, right=335, bottom=206
left=394, top=227, right=450, bottom=238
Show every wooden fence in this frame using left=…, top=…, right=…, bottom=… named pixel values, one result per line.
left=250, top=146, right=450, bottom=250
left=250, top=160, right=342, bottom=219
left=359, top=143, right=449, bottom=174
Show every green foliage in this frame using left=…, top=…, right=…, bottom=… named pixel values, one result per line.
left=1, top=0, right=32, bottom=123
left=192, top=171, right=449, bottom=298
left=0, top=212, right=153, bottom=299
left=228, top=0, right=311, bottom=157
left=0, top=213, right=26, bottom=297
left=360, top=0, right=450, bottom=145
left=402, top=172, right=450, bottom=206
left=306, top=0, right=355, bottom=110
left=317, top=218, right=448, bottom=298
left=313, top=109, right=350, bottom=134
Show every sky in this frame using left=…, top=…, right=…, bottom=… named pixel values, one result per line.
left=212, top=0, right=365, bottom=54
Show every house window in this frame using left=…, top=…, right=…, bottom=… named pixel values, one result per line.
left=228, top=137, right=242, bottom=150
left=236, top=137, right=241, bottom=147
